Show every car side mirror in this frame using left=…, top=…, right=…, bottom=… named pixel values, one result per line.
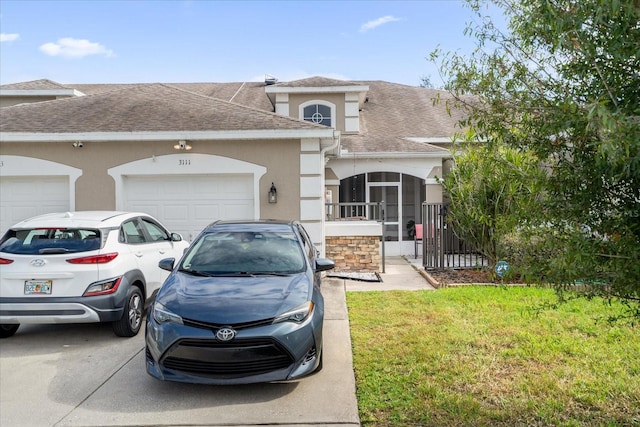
left=158, top=258, right=175, bottom=272
left=315, top=258, right=335, bottom=272
left=170, top=232, right=183, bottom=242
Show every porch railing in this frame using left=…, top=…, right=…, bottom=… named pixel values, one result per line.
left=325, top=201, right=386, bottom=272
left=421, top=203, right=487, bottom=270
left=325, top=202, right=383, bottom=221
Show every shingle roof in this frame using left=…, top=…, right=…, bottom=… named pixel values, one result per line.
left=0, top=79, right=70, bottom=90
left=273, top=77, right=362, bottom=88
left=1, top=77, right=467, bottom=154
left=339, top=81, right=465, bottom=154
left=0, top=83, right=325, bottom=133
left=71, top=82, right=274, bottom=111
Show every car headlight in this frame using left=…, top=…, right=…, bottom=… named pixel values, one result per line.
left=273, top=301, right=314, bottom=324
left=152, top=301, right=183, bottom=325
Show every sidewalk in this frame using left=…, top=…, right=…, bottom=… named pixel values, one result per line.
left=340, top=255, right=436, bottom=292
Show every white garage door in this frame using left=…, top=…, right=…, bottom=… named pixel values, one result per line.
left=0, top=176, right=70, bottom=234
left=123, top=174, right=254, bottom=241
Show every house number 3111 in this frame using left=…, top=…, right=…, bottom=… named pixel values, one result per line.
left=178, top=160, right=191, bottom=166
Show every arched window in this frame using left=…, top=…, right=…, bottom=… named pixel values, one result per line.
left=300, top=101, right=335, bottom=128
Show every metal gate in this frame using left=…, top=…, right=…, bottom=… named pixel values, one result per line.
left=420, top=203, right=487, bottom=269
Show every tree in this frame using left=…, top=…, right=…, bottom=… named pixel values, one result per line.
left=432, top=0, right=640, bottom=310
left=419, top=75, right=435, bottom=89
left=441, top=142, right=546, bottom=270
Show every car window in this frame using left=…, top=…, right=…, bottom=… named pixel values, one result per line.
left=181, top=230, right=305, bottom=274
left=121, top=220, right=147, bottom=244
left=0, top=228, right=102, bottom=255
left=141, top=218, right=169, bottom=242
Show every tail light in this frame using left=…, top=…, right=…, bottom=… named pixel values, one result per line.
left=67, top=253, right=118, bottom=264
left=83, top=277, right=122, bottom=296
left=0, top=257, right=14, bottom=265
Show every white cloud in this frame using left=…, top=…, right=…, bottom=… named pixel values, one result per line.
left=359, top=15, right=401, bottom=33
left=39, top=37, right=114, bottom=58
left=1, top=33, right=20, bottom=42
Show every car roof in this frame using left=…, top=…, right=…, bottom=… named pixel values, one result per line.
left=9, top=211, right=148, bottom=229
left=202, top=219, right=298, bottom=233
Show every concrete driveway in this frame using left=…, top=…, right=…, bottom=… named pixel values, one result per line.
left=0, top=280, right=359, bottom=427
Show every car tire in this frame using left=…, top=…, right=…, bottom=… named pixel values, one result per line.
left=316, top=348, right=323, bottom=373
left=0, top=324, right=20, bottom=338
left=112, top=286, right=144, bottom=337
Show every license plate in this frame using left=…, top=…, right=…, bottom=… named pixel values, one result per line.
left=24, top=280, right=52, bottom=295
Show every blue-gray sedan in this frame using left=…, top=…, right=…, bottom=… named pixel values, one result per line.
left=145, top=220, right=334, bottom=385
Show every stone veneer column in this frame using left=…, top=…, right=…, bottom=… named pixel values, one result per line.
left=325, top=235, right=381, bottom=272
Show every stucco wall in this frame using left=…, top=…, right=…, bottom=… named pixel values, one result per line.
left=0, top=139, right=301, bottom=219
left=288, top=93, right=346, bottom=132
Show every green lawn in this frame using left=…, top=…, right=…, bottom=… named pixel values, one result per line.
left=347, top=286, right=640, bottom=426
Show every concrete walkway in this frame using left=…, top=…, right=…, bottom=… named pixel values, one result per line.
left=316, top=256, right=434, bottom=426
left=340, top=255, right=436, bottom=292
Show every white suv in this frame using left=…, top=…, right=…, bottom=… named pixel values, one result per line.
left=0, top=211, right=189, bottom=338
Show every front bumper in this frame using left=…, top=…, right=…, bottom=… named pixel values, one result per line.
left=145, top=308, right=323, bottom=385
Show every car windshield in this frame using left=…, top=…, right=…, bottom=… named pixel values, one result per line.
left=0, top=228, right=103, bottom=255
left=180, top=230, right=306, bottom=275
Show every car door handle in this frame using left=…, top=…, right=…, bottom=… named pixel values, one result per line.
left=159, top=249, right=166, bottom=254
left=135, top=252, right=144, bottom=257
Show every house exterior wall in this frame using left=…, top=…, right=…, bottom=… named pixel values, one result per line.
left=0, top=139, right=301, bottom=217
left=327, top=156, right=443, bottom=184
left=288, top=93, right=346, bottom=132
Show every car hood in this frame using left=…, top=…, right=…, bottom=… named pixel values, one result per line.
left=157, top=271, right=312, bottom=325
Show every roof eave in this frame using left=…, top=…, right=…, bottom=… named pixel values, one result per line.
left=338, top=151, right=451, bottom=159
left=265, top=85, right=369, bottom=94
left=404, top=137, right=454, bottom=144
left=0, top=89, right=85, bottom=97
left=0, top=129, right=336, bottom=143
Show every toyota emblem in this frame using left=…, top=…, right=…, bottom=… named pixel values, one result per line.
left=216, top=327, right=236, bottom=342
left=30, top=258, right=47, bottom=267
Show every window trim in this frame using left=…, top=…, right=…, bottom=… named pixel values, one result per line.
left=299, top=100, right=336, bottom=128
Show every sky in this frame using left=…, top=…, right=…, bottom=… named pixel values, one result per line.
left=0, top=0, right=505, bottom=87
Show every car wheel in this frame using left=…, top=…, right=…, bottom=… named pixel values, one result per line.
left=112, top=286, right=144, bottom=337
left=0, top=324, right=20, bottom=338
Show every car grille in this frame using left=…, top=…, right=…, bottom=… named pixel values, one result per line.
left=182, top=317, right=274, bottom=331
left=161, top=338, right=294, bottom=377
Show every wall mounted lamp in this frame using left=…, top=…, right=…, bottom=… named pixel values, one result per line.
left=268, top=182, right=277, bottom=204
left=174, top=140, right=192, bottom=150
left=72, top=141, right=83, bottom=148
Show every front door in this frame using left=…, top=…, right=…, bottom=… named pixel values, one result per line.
left=368, top=184, right=400, bottom=254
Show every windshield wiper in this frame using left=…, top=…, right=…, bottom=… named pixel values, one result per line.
left=179, top=270, right=258, bottom=277
left=250, top=272, right=293, bottom=277
left=179, top=269, right=217, bottom=277
left=217, top=271, right=296, bottom=277
left=179, top=270, right=292, bottom=277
